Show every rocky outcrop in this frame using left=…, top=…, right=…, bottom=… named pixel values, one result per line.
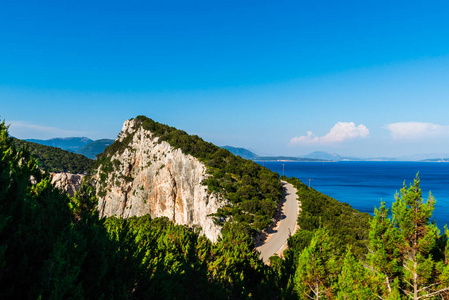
left=51, top=173, right=84, bottom=197
left=94, top=119, right=226, bottom=242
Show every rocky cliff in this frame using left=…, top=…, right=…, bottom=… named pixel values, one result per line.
left=51, top=172, right=84, bottom=197
left=94, top=119, right=226, bottom=242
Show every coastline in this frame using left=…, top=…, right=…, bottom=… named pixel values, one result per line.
left=259, top=161, right=449, bottom=230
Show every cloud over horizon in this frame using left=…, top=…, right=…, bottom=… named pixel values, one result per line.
left=8, top=121, right=87, bottom=140
left=386, top=122, right=449, bottom=139
left=290, top=122, right=369, bottom=145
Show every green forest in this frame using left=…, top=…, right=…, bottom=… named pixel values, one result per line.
left=2, top=121, right=449, bottom=299
left=13, top=138, right=94, bottom=174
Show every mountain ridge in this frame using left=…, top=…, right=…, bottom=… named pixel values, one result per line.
left=25, top=137, right=93, bottom=152
left=93, top=116, right=283, bottom=240
left=13, top=138, right=94, bottom=174
left=303, top=151, right=361, bottom=161
left=24, top=136, right=115, bottom=159
left=77, top=138, right=114, bottom=159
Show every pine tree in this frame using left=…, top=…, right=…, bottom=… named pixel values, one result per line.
left=391, top=176, right=449, bottom=299
left=294, top=227, right=338, bottom=299
left=367, top=201, right=402, bottom=299
left=336, top=248, right=375, bottom=300
left=436, top=226, right=449, bottom=299
left=369, top=175, right=449, bottom=299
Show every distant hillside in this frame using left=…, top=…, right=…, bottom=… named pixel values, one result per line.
left=304, top=151, right=360, bottom=161
left=13, top=138, right=94, bottom=174
left=25, top=137, right=93, bottom=152
left=420, top=158, right=449, bottom=162
left=303, top=151, right=449, bottom=161
left=255, top=156, right=328, bottom=162
left=76, top=139, right=114, bottom=159
left=398, top=153, right=449, bottom=161
left=221, top=146, right=259, bottom=159
left=304, top=151, right=342, bottom=161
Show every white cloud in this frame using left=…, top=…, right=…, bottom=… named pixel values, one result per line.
left=290, top=122, right=369, bottom=145
left=386, top=122, right=449, bottom=139
left=8, top=121, right=86, bottom=139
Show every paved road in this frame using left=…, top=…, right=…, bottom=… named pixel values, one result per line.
left=256, top=180, right=299, bottom=263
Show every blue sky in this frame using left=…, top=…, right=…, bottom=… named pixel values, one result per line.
left=2, top=0, right=449, bottom=157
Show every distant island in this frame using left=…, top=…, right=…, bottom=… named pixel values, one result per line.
left=221, top=147, right=330, bottom=162
left=222, top=148, right=449, bottom=162
left=254, top=156, right=329, bottom=162
left=420, top=158, right=449, bottom=162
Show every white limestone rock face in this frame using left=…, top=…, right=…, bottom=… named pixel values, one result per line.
left=94, top=119, right=226, bottom=242
left=51, top=173, right=84, bottom=197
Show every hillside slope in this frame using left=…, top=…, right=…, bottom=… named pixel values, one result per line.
left=221, top=146, right=259, bottom=159
left=13, top=138, right=94, bottom=174
left=25, top=137, right=93, bottom=152
left=76, top=138, right=114, bottom=159
left=94, top=116, right=282, bottom=241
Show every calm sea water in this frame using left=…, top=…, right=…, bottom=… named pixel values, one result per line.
left=257, top=161, right=449, bottom=230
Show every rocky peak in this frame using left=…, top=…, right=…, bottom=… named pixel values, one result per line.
left=94, top=118, right=226, bottom=242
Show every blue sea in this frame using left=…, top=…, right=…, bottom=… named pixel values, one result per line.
left=257, top=161, right=449, bottom=230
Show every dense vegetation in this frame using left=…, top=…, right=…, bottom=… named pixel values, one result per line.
left=284, top=176, right=371, bottom=257
left=13, top=138, right=94, bottom=174
left=1, top=121, right=276, bottom=299
left=2, top=121, right=449, bottom=299
left=97, top=116, right=283, bottom=234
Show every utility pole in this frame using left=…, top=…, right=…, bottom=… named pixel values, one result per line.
left=282, top=164, right=285, bottom=177
left=307, top=178, right=312, bottom=188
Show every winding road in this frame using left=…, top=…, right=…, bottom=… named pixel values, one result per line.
left=256, top=180, right=299, bottom=263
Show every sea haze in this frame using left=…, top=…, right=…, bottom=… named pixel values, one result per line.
left=259, top=161, right=449, bottom=230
